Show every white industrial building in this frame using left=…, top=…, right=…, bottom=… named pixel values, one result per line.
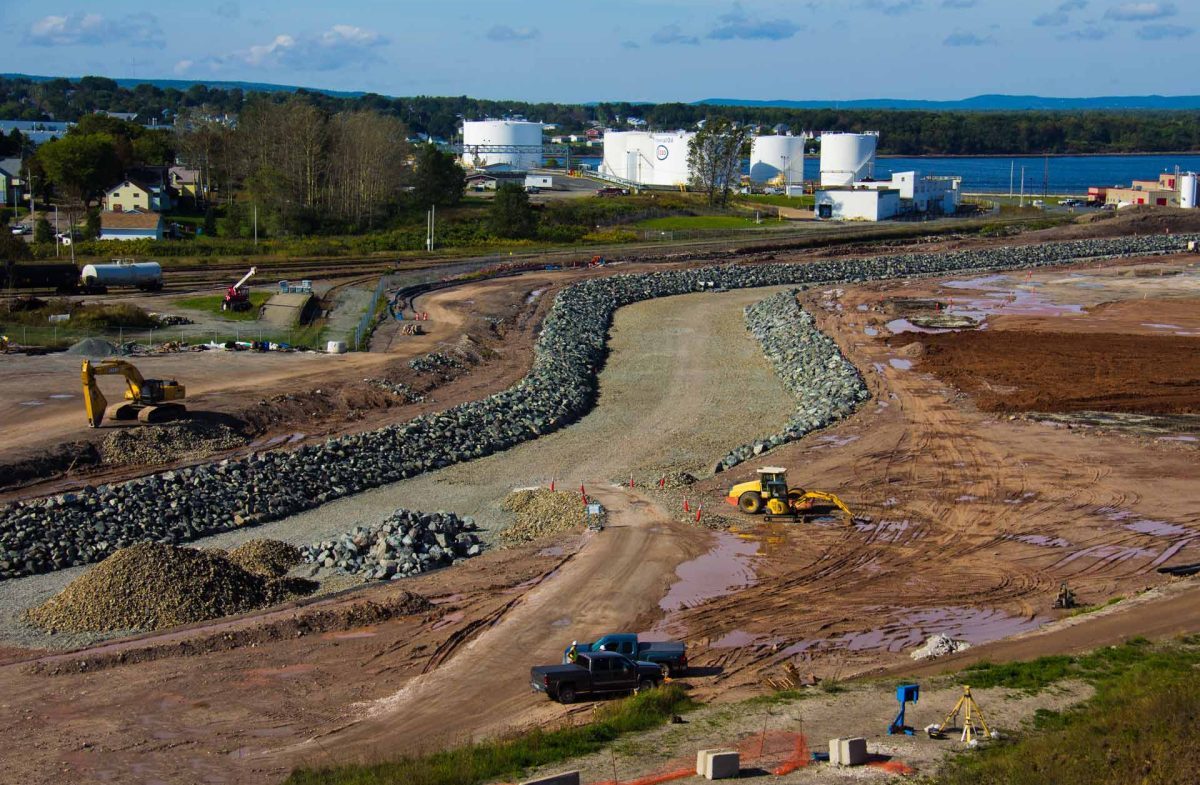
left=461, top=120, right=544, bottom=171
left=600, top=131, right=696, bottom=187
left=749, top=134, right=806, bottom=185
left=814, top=131, right=960, bottom=221
left=1182, top=172, right=1198, bottom=209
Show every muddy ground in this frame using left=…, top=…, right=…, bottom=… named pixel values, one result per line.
left=1, top=250, right=1200, bottom=785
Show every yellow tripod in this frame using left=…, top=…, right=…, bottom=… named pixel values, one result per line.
left=929, top=686, right=993, bottom=744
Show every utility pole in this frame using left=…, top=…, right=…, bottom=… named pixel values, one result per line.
left=1043, top=156, right=1049, bottom=198
left=253, top=203, right=258, bottom=246
left=54, top=204, right=59, bottom=258
left=1019, top=166, right=1025, bottom=208
left=1009, top=160, right=1014, bottom=198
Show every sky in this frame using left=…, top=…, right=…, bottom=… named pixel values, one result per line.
left=0, top=0, right=1198, bottom=102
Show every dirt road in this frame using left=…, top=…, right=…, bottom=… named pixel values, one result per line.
left=269, top=486, right=709, bottom=764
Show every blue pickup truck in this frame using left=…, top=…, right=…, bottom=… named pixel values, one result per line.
left=563, top=633, right=687, bottom=676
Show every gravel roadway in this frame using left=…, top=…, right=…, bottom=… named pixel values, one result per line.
left=0, top=286, right=795, bottom=649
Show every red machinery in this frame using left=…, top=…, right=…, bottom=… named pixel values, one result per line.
left=222, top=267, right=257, bottom=312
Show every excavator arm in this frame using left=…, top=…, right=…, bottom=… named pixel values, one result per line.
left=797, top=490, right=855, bottom=520
left=81, top=359, right=148, bottom=428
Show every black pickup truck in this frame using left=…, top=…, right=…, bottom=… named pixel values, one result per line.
left=530, top=651, right=662, bottom=703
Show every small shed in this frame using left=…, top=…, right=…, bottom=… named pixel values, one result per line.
left=525, top=174, right=555, bottom=190
left=100, top=211, right=165, bottom=241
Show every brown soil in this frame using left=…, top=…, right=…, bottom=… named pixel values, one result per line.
left=916, top=330, right=1200, bottom=414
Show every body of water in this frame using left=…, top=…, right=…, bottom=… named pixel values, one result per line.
left=573, top=153, right=1200, bottom=194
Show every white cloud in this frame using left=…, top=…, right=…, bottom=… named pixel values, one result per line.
left=1105, top=2, right=1176, bottom=21
left=188, top=24, right=388, bottom=72
left=708, top=7, right=804, bottom=40
left=27, top=12, right=164, bottom=48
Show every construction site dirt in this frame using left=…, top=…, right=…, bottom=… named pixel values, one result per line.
left=1, top=231, right=1200, bottom=784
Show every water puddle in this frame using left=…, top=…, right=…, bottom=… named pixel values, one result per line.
left=321, top=628, right=378, bottom=640
left=782, top=606, right=1043, bottom=656
left=940, top=275, right=1085, bottom=319
left=538, top=545, right=568, bottom=557
left=658, top=532, right=759, bottom=614
left=19, top=400, right=43, bottom=406
left=48, top=393, right=75, bottom=399
left=551, top=616, right=572, bottom=628
left=885, top=318, right=953, bottom=335
left=889, top=358, right=913, bottom=370
left=955, top=494, right=978, bottom=502
left=855, top=519, right=914, bottom=543
left=431, top=611, right=465, bottom=631
left=711, top=629, right=767, bottom=649
left=864, top=327, right=879, bottom=336
left=1125, top=519, right=1193, bottom=538
left=1159, top=435, right=1199, bottom=443
left=525, top=288, right=546, bottom=304
left=1007, top=533, right=1072, bottom=548
left=1142, top=323, right=1182, bottom=330
left=815, top=434, right=860, bottom=449
left=430, top=593, right=464, bottom=605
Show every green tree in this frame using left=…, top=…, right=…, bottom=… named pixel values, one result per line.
left=688, top=118, right=749, bottom=206
left=411, top=144, right=465, bottom=208
left=34, top=217, right=53, bottom=243
left=488, top=183, right=536, bottom=239
left=84, top=209, right=101, bottom=241
left=35, top=133, right=122, bottom=207
left=202, top=207, right=216, bottom=236
left=0, top=231, right=33, bottom=261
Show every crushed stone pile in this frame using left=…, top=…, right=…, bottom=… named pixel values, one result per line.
left=225, top=539, right=302, bottom=578
left=4, top=233, right=1198, bottom=581
left=301, top=508, right=483, bottom=581
left=65, top=337, right=123, bottom=358
left=25, top=542, right=316, bottom=633
left=365, top=378, right=425, bottom=404
left=99, top=421, right=246, bottom=466
left=910, top=633, right=972, bottom=660
left=500, top=489, right=583, bottom=545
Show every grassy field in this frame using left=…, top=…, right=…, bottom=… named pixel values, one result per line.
left=738, top=194, right=817, bottom=209
left=285, top=684, right=693, bottom=785
left=174, top=291, right=272, bottom=321
left=635, top=215, right=778, bottom=231
left=935, top=636, right=1200, bottom=784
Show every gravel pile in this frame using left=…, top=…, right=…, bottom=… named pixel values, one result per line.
left=99, top=422, right=246, bottom=466
left=300, top=509, right=483, bottom=581
left=409, top=351, right=464, bottom=374
left=2, top=234, right=1196, bottom=581
left=225, top=539, right=302, bottom=578
left=365, top=378, right=424, bottom=404
left=499, top=489, right=582, bottom=545
left=715, top=290, right=870, bottom=472
left=24, top=542, right=316, bottom=633
left=65, top=338, right=123, bottom=357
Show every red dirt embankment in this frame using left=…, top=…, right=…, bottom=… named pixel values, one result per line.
left=918, top=330, right=1200, bottom=414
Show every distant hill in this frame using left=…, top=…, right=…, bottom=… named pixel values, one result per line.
left=0, top=73, right=366, bottom=99
left=697, top=94, right=1200, bottom=111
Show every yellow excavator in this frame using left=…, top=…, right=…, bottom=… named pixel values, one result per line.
left=81, top=359, right=187, bottom=428
left=726, top=467, right=854, bottom=522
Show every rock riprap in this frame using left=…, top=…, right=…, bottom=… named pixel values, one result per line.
left=300, top=509, right=482, bottom=581
left=25, top=542, right=316, bottom=633
left=2, top=234, right=1195, bottom=581
left=715, top=290, right=870, bottom=472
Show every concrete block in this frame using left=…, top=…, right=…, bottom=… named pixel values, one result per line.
left=829, top=737, right=868, bottom=767
left=519, top=771, right=580, bottom=785
left=703, top=750, right=740, bottom=780
left=697, top=749, right=719, bottom=776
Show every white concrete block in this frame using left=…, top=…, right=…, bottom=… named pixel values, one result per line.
left=520, top=771, right=580, bottom=785
left=704, top=750, right=740, bottom=780
left=697, top=749, right=719, bottom=776
left=829, top=737, right=868, bottom=767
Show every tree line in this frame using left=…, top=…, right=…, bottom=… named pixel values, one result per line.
left=4, top=75, right=1200, bottom=155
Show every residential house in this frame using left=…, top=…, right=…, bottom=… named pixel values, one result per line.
left=0, top=157, right=23, bottom=207
left=104, top=179, right=173, bottom=213
left=100, top=211, right=164, bottom=241
left=168, top=166, right=203, bottom=200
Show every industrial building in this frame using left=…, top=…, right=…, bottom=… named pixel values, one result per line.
left=813, top=132, right=960, bottom=221
left=461, top=120, right=544, bottom=171
left=749, top=134, right=807, bottom=188
left=1102, top=172, right=1194, bottom=208
left=600, top=131, right=695, bottom=188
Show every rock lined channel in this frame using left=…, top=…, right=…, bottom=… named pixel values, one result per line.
left=1, top=234, right=1194, bottom=580
left=300, top=509, right=482, bottom=581
left=715, top=290, right=870, bottom=473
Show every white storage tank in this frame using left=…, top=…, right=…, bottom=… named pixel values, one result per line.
left=820, top=132, right=878, bottom=187
left=461, top=120, right=544, bottom=171
left=750, top=135, right=806, bottom=184
left=1181, top=172, right=1198, bottom=209
left=80, top=260, right=163, bottom=292
left=601, top=131, right=695, bottom=187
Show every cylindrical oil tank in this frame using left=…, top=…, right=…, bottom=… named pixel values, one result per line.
left=750, top=135, right=806, bottom=184
left=820, top=132, right=878, bottom=187
left=461, top=120, right=544, bottom=171
left=80, top=261, right=163, bottom=290
left=1181, top=172, right=1198, bottom=209
left=601, top=131, right=633, bottom=180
